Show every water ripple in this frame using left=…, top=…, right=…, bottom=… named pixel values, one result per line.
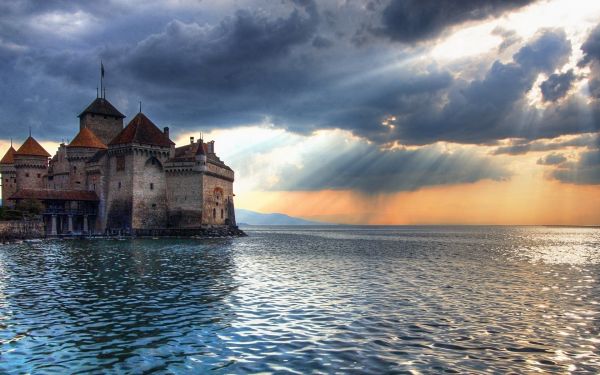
left=0, top=227, right=599, bottom=373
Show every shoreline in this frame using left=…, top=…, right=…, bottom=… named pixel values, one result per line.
left=0, top=221, right=247, bottom=244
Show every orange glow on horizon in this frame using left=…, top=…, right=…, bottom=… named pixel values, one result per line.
left=237, top=180, right=600, bottom=226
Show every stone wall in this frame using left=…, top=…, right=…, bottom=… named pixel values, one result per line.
left=166, top=170, right=203, bottom=228
left=67, top=148, right=98, bottom=190
left=1, top=165, right=16, bottom=208
left=80, top=114, right=123, bottom=145
left=86, top=154, right=108, bottom=233
left=0, top=220, right=45, bottom=242
left=132, top=154, right=168, bottom=229
left=14, top=155, right=48, bottom=190
left=105, top=148, right=134, bottom=230
left=202, top=170, right=234, bottom=226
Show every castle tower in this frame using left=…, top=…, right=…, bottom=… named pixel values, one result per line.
left=13, top=136, right=50, bottom=191
left=0, top=145, right=17, bottom=208
left=193, top=138, right=208, bottom=172
left=78, top=97, right=125, bottom=145
left=67, top=127, right=107, bottom=190
left=105, top=112, right=174, bottom=232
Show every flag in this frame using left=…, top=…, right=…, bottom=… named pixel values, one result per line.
left=101, top=62, right=105, bottom=78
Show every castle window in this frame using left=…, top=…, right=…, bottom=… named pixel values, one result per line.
left=152, top=203, right=157, bottom=208
left=73, top=166, right=77, bottom=171
left=103, top=115, right=107, bottom=119
left=150, top=183, right=154, bottom=190
left=93, top=184, right=96, bottom=190
left=116, top=156, right=125, bottom=171
left=221, top=209, right=223, bottom=219
left=213, top=208, right=216, bottom=219
left=118, top=181, right=121, bottom=189
left=37, top=174, right=41, bottom=178
left=25, top=173, right=29, bottom=177
left=91, top=114, right=95, bottom=118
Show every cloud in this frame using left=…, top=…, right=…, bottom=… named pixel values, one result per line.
left=537, top=153, right=567, bottom=165
left=552, top=150, right=600, bottom=184
left=0, top=0, right=597, bottom=154
left=493, top=133, right=599, bottom=155
left=580, top=23, right=600, bottom=99
left=374, top=0, right=536, bottom=44
left=540, top=70, right=576, bottom=102
left=268, top=135, right=511, bottom=193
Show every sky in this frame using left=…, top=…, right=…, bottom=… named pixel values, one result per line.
left=0, top=0, right=599, bottom=225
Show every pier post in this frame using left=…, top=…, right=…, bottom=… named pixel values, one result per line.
left=83, top=215, right=88, bottom=233
left=68, top=215, right=73, bottom=233
left=51, top=215, right=57, bottom=236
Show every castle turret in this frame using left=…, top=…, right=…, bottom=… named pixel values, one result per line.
left=14, top=136, right=50, bottom=191
left=1, top=145, right=17, bottom=207
left=67, top=127, right=107, bottom=190
left=193, top=139, right=208, bottom=172
left=78, top=97, right=125, bottom=145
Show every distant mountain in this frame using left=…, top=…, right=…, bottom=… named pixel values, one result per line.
left=235, top=208, right=331, bottom=226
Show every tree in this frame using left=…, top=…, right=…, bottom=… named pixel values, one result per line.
left=16, top=199, right=44, bottom=217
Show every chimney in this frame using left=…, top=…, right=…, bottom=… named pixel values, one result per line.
left=190, top=136, right=194, bottom=144
left=208, top=141, right=215, bottom=154
left=163, top=127, right=170, bottom=139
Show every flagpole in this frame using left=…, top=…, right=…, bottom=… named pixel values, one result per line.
left=100, top=61, right=104, bottom=100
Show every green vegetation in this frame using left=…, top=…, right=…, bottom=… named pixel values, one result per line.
left=0, top=199, right=43, bottom=221
left=15, top=199, right=43, bottom=217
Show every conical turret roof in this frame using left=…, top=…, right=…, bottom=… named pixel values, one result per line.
left=0, top=146, right=16, bottom=164
left=15, top=136, right=50, bottom=157
left=68, top=127, right=107, bottom=149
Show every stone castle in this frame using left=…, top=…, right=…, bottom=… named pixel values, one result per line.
left=0, top=94, right=236, bottom=236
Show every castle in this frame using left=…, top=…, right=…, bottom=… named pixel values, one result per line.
left=0, top=93, right=236, bottom=236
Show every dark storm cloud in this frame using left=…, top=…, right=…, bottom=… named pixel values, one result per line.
left=580, top=23, right=600, bottom=99
left=378, top=29, right=579, bottom=144
left=540, top=70, right=576, bottom=102
left=0, top=0, right=596, bottom=156
left=375, top=0, right=535, bottom=44
left=116, top=27, right=582, bottom=146
left=580, top=24, right=600, bottom=65
left=493, top=133, right=599, bottom=155
left=121, top=6, right=319, bottom=90
left=537, top=153, right=567, bottom=166
left=552, top=150, right=600, bottom=185
left=272, top=142, right=510, bottom=193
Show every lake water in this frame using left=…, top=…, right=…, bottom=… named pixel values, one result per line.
left=0, top=226, right=599, bottom=374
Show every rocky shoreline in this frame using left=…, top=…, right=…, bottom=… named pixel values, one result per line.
left=1, top=221, right=247, bottom=244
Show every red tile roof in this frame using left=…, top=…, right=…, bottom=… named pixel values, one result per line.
left=9, top=189, right=99, bottom=201
left=68, top=127, right=107, bottom=149
left=78, top=98, right=125, bottom=118
left=0, top=146, right=16, bottom=164
left=15, top=136, right=51, bottom=157
left=109, top=112, right=174, bottom=148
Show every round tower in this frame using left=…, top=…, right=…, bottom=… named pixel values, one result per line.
left=1, top=144, right=17, bottom=207
left=66, top=127, right=107, bottom=190
left=14, top=136, right=50, bottom=191
left=194, top=139, right=208, bottom=172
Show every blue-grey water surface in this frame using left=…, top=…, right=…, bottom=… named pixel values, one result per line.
left=1, top=226, right=599, bottom=374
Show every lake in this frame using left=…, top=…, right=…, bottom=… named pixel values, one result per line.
left=0, top=226, right=599, bottom=373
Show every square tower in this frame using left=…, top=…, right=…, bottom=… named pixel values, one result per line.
left=78, top=97, right=125, bottom=145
